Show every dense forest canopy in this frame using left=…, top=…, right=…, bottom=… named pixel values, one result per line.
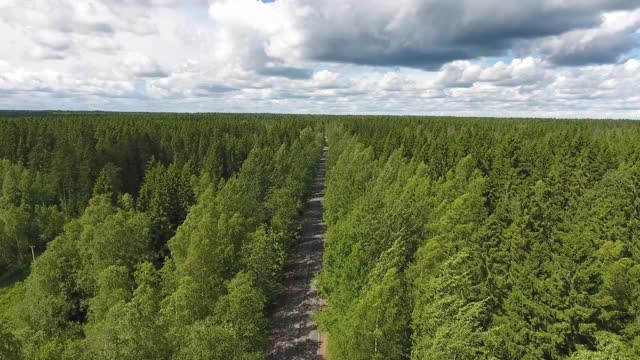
left=1, top=111, right=640, bottom=359
left=0, top=112, right=323, bottom=359
left=318, top=117, right=640, bottom=360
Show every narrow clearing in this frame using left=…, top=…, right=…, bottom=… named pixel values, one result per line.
left=267, top=143, right=328, bottom=360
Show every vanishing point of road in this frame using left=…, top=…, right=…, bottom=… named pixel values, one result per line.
left=267, top=142, right=329, bottom=360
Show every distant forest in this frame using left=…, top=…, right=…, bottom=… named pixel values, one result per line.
left=1, top=112, right=640, bottom=359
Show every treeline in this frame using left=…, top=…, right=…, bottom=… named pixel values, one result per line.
left=0, top=113, right=317, bottom=273
left=318, top=118, right=640, bottom=359
left=0, top=112, right=324, bottom=359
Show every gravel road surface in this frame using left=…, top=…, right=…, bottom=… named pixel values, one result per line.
left=267, top=143, right=328, bottom=360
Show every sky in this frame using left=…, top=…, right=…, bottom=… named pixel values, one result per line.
left=0, top=0, right=639, bottom=118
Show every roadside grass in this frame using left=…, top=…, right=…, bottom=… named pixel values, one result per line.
left=0, top=267, right=29, bottom=324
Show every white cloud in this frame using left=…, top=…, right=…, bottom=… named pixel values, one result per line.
left=32, top=30, right=72, bottom=51
left=0, top=65, right=136, bottom=97
left=0, top=0, right=638, bottom=118
left=207, top=0, right=309, bottom=78
left=201, top=0, right=640, bottom=69
left=533, top=9, right=640, bottom=65
left=437, top=57, right=550, bottom=88
left=0, top=0, right=156, bottom=35
left=121, top=53, right=168, bottom=78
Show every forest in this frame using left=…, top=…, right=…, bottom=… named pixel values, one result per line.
left=1, top=112, right=640, bottom=359
left=0, top=112, right=323, bottom=359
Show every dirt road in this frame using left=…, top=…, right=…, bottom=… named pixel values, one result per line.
left=267, top=143, right=328, bottom=360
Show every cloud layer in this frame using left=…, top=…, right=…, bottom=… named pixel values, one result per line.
left=0, top=0, right=639, bottom=118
